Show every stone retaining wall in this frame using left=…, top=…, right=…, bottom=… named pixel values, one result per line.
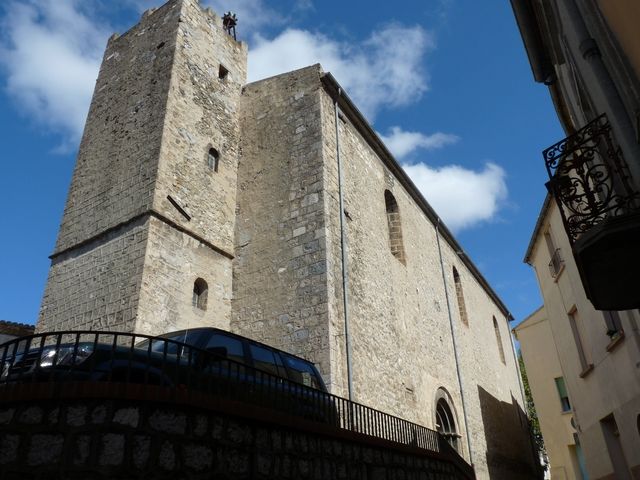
left=0, top=395, right=471, bottom=479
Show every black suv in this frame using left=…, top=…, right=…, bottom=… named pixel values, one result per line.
left=0, top=328, right=335, bottom=423
left=138, top=328, right=327, bottom=391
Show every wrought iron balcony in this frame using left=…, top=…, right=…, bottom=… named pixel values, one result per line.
left=548, top=248, right=564, bottom=278
left=543, top=114, right=640, bottom=310
left=544, top=114, right=640, bottom=243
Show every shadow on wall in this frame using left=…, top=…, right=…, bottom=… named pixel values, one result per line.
left=477, top=386, right=543, bottom=480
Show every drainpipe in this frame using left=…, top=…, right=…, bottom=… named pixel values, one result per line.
left=565, top=0, right=640, bottom=186
left=334, top=90, right=354, bottom=402
left=435, top=219, right=473, bottom=465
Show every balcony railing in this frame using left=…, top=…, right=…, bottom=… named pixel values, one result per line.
left=0, top=331, right=471, bottom=475
left=543, top=114, right=640, bottom=244
left=548, top=248, right=564, bottom=278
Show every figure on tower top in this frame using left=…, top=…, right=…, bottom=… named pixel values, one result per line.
left=222, top=12, right=237, bottom=40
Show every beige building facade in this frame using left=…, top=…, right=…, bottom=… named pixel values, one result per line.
left=514, top=307, right=586, bottom=479
left=512, top=3, right=640, bottom=474
left=521, top=196, right=640, bottom=479
left=37, top=1, right=539, bottom=477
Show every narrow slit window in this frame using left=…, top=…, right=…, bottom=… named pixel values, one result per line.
left=568, top=307, right=592, bottom=374
left=384, top=190, right=406, bottom=264
left=218, top=64, right=229, bottom=79
left=192, top=278, right=208, bottom=310
left=493, top=316, right=506, bottom=364
left=453, top=267, right=468, bottom=326
left=207, top=147, right=219, bottom=172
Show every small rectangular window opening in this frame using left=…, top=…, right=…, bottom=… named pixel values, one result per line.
left=554, top=377, right=571, bottom=412
left=218, top=64, right=229, bottom=79
left=568, top=307, right=592, bottom=375
left=603, top=311, right=623, bottom=338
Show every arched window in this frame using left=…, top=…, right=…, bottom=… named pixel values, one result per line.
left=436, top=398, right=460, bottom=451
left=452, top=267, right=468, bottom=326
left=493, top=316, right=506, bottom=364
left=207, top=147, right=219, bottom=172
left=192, top=278, right=208, bottom=310
left=384, top=190, right=406, bottom=264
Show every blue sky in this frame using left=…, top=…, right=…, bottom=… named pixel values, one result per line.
left=0, top=0, right=564, bottom=326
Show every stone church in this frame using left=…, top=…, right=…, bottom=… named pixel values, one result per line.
left=36, top=0, right=539, bottom=477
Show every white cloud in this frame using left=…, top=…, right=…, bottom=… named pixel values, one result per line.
left=248, top=24, right=434, bottom=120
left=0, top=0, right=505, bottom=234
left=0, top=0, right=108, bottom=150
left=0, top=0, right=433, bottom=147
left=402, top=162, right=508, bottom=232
left=249, top=29, right=338, bottom=81
left=379, top=126, right=507, bottom=231
left=380, top=126, right=459, bottom=159
left=293, top=0, right=314, bottom=11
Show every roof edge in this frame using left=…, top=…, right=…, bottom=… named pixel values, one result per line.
left=523, top=193, right=553, bottom=264
left=513, top=305, right=545, bottom=335
left=244, top=64, right=322, bottom=89
left=510, top=0, right=555, bottom=84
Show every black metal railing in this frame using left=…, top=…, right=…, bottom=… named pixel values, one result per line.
left=0, top=331, right=463, bottom=463
left=548, top=248, right=564, bottom=278
left=543, top=114, right=640, bottom=244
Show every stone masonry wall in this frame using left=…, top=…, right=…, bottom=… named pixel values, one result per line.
left=136, top=0, right=246, bottom=332
left=39, top=2, right=182, bottom=333
left=232, top=66, right=332, bottom=382
left=0, top=399, right=468, bottom=480
left=53, top=2, right=179, bottom=254
left=319, top=90, right=463, bottom=422
left=318, top=86, right=537, bottom=480
left=152, top=0, right=247, bottom=254
left=136, top=216, right=232, bottom=334
left=445, top=251, right=534, bottom=479
left=38, top=218, right=149, bottom=333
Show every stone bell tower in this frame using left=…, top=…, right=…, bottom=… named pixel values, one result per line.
left=37, top=0, right=247, bottom=334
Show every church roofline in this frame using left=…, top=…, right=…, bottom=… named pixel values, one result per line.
left=320, top=72, right=514, bottom=322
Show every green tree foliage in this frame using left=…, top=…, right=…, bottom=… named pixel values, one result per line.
left=519, top=352, right=548, bottom=469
